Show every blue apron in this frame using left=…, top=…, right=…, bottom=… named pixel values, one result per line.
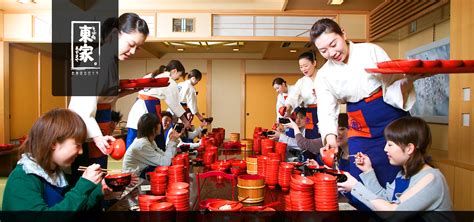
left=346, top=89, right=408, bottom=186
left=392, top=176, right=410, bottom=201
left=41, top=178, right=68, bottom=207
left=305, top=105, right=320, bottom=139
left=126, top=94, right=162, bottom=149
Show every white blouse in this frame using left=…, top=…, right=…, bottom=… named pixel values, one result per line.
left=276, top=85, right=300, bottom=120
left=127, top=72, right=185, bottom=130
left=69, top=96, right=117, bottom=139
left=285, top=76, right=318, bottom=108
left=178, top=79, right=199, bottom=115
left=315, top=42, right=416, bottom=140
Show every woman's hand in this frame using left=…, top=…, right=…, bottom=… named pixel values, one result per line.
left=101, top=180, right=123, bottom=200
left=169, top=129, right=183, bottom=141
left=354, top=152, right=373, bottom=173
left=268, top=130, right=280, bottom=141
left=337, top=172, right=358, bottom=193
left=306, top=159, right=319, bottom=167
left=200, top=121, right=209, bottom=128
left=282, top=118, right=298, bottom=131
left=320, top=134, right=338, bottom=156
left=81, top=164, right=104, bottom=184
left=92, top=135, right=115, bottom=154
left=284, top=105, right=293, bottom=118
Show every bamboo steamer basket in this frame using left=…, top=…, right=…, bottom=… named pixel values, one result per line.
left=240, top=139, right=253, bottom=151
left=240, top=139, right=253, bottom=160
left=246, top=156, right=258, bottom=175
left=237, top=174, right=265, bottom=203
left=229, top=133, right=240, bottom=142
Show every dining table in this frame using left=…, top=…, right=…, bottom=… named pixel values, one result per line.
left=106, top=147, right=356, bottom=212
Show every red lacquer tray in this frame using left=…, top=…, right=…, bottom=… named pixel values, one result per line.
left=120, top=77, right=170, bottom=89
left=367, top=59, right=474, bottom=75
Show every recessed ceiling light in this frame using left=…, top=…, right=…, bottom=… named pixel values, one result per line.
left=290, top=49, right=297, bottom=53
left=233, top=48, right=239, bottom=52
left=17, top=0, right=36, bottom=3
left=177, top=48, right=184, bottom=51
left=327, top=0, right=344, bottom=5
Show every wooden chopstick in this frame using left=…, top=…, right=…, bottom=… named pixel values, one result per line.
left=78, top=166, right=112, bottom=172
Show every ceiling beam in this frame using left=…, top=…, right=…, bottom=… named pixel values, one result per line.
left=281, top=0, right=289, bottom=11
left=140, top=44, right=161, bottom=59
left=261, top=42, right=271, bottom=59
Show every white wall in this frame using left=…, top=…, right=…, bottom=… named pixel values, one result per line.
left=211, top=60, right=242, bottom=137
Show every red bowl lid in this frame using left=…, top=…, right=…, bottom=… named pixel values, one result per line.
left=314, top=173, right=337, bottom=181
left=291, top=175, right=315, bottom=186
left=168, top=182, right=189, bottom=190
left=166, top=188, right=189, bottom=196
left=150, top=202, right=174, bottom=211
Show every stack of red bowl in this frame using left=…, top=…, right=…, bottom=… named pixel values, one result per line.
left=176, top=153, right=190, bottom=182
left=260, top=139, right=274, bottom=156
left=267, top=152, right=280, bottom=161
left=274, top=142, right=287, bottom=162
left=138, top=194, right=166, bottom=211
left=155, top=166, right=169, bottom=174
left=172, top=156, right=185, bottom=166
left=265, top=158, right=280, bottom=189
left=253, top=137, right=262, bottom=155
left=168, top=182, right=189, bottom=191
left=166, top=188, right=190, bottom=211
left=254, top=127, right=262, bottom=135
left=313, top=173, right=338, bottom=211
left=148, top=172, right=167, bottom=195
left=201, top=136, right=209, bottom=147
left=284, top=193, right=292, bottom=211
left=290, top=175, right=315, bottom=211
left=278, top=162, right=294, bottom=192
left=205, top=146, right=219, bottom=162
left=257, top=155, right=268, bottom=177
left=203, top=151, right=215, bottom=168
left=149, top=202, right=175, bottom=211
left=168, top=165, right=185, bottom=183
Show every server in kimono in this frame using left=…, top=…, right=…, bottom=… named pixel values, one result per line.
left=311, top=18, right=418, bottom=187
left=68, top=13, right=149, bottom=181
left=126, top=60, right=191, bottom=149
left=283, top=51, right=320, bottom=139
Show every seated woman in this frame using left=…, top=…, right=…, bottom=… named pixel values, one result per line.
left=176, top=112, right=209, bottom=148
left=270, top=107, right=316, bottom=162
left=161, top=111, right=174, bottom=143
left=292, top=113, right=350, bottom=171
left=2, top=109, right=110, bottom=214
left=337, top=117, right=452, bottom=219
left=122, top=113, right=181, bottom=178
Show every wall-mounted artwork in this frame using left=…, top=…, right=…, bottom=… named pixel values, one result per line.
left=406, top=38, right=450, bottom=124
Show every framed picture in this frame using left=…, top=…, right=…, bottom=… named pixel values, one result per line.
left=406, top=37, right=450, bottom=124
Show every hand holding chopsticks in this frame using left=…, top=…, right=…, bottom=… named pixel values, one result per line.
left=78, top=166, right=112, bottom=173
left=78, top=164, right=108, bottom=184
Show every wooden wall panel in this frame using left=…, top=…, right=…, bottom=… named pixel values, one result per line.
left=9, top=45, right=38, bottom=139
left=449, top=0, right=474, bottom=164
left=447, top=0, right=474, bottom=210
left=39, top=53, right=67, bottom=114
left=433, top=161, right=455, bottom=205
